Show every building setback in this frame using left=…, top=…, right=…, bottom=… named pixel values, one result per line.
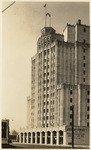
left=19, top=19, right=90, bottom=146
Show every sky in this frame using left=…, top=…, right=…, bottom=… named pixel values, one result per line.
left=2, top=1, right=89, bottom=132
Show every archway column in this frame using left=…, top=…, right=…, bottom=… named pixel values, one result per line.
left=19, top=134, right=21, bottom=143
left=31, top=132, right=33, bottom=143
left=23, top=133, right=25, bottom=143
left=40, top=132, right=42, bottom=144
left=51, top=132, right=53, bottom=145
left=57, top=131, right=59, bottom=145
left=35, top=132, right=37, bottom=144
left=27, top=133, right=28, bottom=143
left=63, top=131, right=66, bottom=145
left=45, top=132, right=47, bottom=144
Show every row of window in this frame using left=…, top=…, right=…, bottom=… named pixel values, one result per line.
left=43, top=115, right=54, bottom=120
left=70, top=90, right=89, bottom=95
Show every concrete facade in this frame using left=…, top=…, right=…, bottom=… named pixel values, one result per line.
left=19, top=20, right=90, bottom=146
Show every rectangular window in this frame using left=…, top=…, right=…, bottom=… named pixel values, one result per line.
left=83, top=78, right=85, bottom=82
left=44, top=95, right=45, bottom=98
left=87, top=115, right=89, bottom=119
left=88, top=91, right=89, bottom=95
left=83, top=48, right=85, bottom=52
left=84, top=28, right=86, bottom=32
left=44, top=51, right=46, bottom=55
left=47, top=94, right=49, bottom=98
left=70, top=122, right=72, bottom=126
left=87, top=123, right=89, bottom=127
left=47, top=101, right=49, bottom=105
left=87, top=106, right=89, bottom=111
left=44, top=102, right=45, bottom=105
left=84, top=40, right=86, bottom=43
left=70, top=114, right=72, bottom=118
left=47, top=72, right=49, bottom=76
left=83, top=56, right=85, bottom=60
left=47, top=124, right=48, bottom=127
left=47, top=80, right=49, bottom=83
left=47, top=116, right=48, bottom=120
left=70, top=90, right=72, bottom=95
left=83, top=70, right=85, bottom=74
left=47, top=87, right=49, bottom=90
left=70, top=106, right=72, bottom=110
left=83, top=63, right=85, bottom=67
left=44, top=73, right=46, bottom=76
left=87, top=98, right=89, bottom=103
left=43, top=109, right=45, bottom=113
left=47, top=109, right=49, bottom=112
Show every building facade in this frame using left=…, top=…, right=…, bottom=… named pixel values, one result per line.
left=19, top=19, right=90, bottom=146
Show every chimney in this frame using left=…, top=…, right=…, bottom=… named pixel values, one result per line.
left=78, top=19, right=81, bottom=25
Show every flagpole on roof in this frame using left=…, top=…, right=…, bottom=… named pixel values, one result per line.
left=50, top=14, right=51, bottom=27
left=43, top=4, right=47, bottom=27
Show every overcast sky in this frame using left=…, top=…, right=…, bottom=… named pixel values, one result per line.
left=2, top=1, right=89, bottom=132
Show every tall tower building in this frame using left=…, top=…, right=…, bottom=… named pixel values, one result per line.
left=20, top=19, right=90, bottom=146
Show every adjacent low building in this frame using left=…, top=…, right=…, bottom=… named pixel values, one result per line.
left=19, top=19, right=90, bottom=146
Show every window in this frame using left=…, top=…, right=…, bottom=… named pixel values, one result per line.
left=83, top=63, right=85, bottom=67
left=47, top=72, right=49, bottom=76
left=70, top=122, right=72, bottom=126
left=88, top=91, right=89, bottom=95
left=47, top=87, right=49, bottom=90
left=47, top=80, right=49, bottom=83
left=43, top=109, right=45, bottom=113
left=44, top=102, right=45, bottom=105
left=47, top=124, right=48, bottom=127
left=87, top=123, right=89, bottom=127
left=70, top=98, right=72, bottom=102
left=48, top=65, right=49, bottom=68
left=47, top=101, right=49, bottom=105
left=70, top=114, right=72, bottom=118
left=44, top=80, right=46, bottom=84
left=83, top=48, right=85, bottom=52
left=43, top=116, right=45, bottom=120
left=44, top=73, right=46, bottom=76
left=84, top=28, right=86, bottom=32
left=47, top=49, right=49, bottom=55
left=47, top=109, right=49, bottom=112
left=44, top=59, right=46, bottom=62
left=83, top=78, right=85, bottom=82
left=47, top=94, right=49, bottom=98
left=44, top=95, right=45, bottom=98
left=53, top=108, right=54, bottom=112
left=43, top=124, right=45, bottom=127
left=70, top=106, right=72, bottom=110
left=70, top=90, right=72, bottom=95
left=47, top=116, right=48, bottom=120
left=44, top=51, right=46, bottom=56
left=87, top=98, right=89, bottom=103
left=84, top=40, right=86, bottom=43
left=83, top=70, right=85, bottom=74
left=44, top=66, right=46, bottom=69
left=44, top=87, right=45, bottom=91
left=87, top=106, right=89, bottom=111
left=83, top=56, right=85, bottom=60
left=87, top=115, right=89, bottom=119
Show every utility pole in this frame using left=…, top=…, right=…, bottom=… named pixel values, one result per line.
left=72, top=105, right=74, bottom=148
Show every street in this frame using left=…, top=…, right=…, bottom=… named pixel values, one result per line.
left=2, top=143, right=89, bottom=149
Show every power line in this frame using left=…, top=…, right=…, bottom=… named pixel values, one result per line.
left=2, top=1, right=16, bottom=13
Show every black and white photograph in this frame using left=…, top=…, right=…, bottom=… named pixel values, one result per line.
left=1, top=1, right=90, bottom=149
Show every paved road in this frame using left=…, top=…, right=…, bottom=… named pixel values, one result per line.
left=2, top=143, right=89, bottom=149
